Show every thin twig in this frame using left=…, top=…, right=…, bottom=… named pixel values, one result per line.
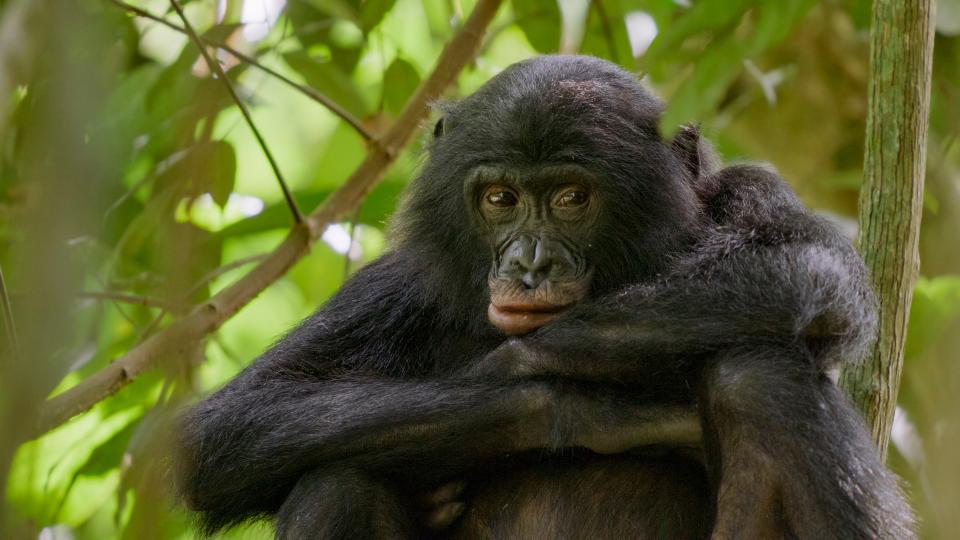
left=0, top=264, right=18, bottom=359
left=34, top=0, right=505, bottom=438
left=184, top=253, right=269, bottom=298
left=169, top=0, right=304, bottom=224
left=590, top=0, right=620, bottom=64
left=132, top=254, right=270, bottom=344
left=77, top=291, right=184, bottom=311
left=106, top=0, right=375, bottom=141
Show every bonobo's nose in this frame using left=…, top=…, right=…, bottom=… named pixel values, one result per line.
left=499, top=235, right=577, bottom=289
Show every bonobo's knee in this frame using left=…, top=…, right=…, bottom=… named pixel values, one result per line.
left=276, top=467, right=414, bottom=540
left=702, top=346, right=819, bottom=418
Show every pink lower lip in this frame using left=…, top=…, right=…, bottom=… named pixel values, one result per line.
left=488, top=303, right=566, bottom=335
left=494, top=303, right=565, bottom=314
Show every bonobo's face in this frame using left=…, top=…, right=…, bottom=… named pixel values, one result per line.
left=400, top=56, right=699, bottom=336
left=468, top=164, right=600, bottom=335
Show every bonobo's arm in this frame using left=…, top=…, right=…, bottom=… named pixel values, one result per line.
left=470, top=166, right=914, bottom=538
left=176, top=255, right=530, bottom=530
left=471, top=165, right=877, bottom=383
left=175, top=253, right=696, bottom=533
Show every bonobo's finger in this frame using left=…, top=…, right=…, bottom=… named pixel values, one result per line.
left=424, top=502, right=467, bottom=531
left=417, top=480, right=467, bottom=508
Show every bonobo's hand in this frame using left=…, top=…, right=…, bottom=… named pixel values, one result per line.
left=417, top=480, right=467, bottom=532
left=463, top=338, right=542, bottom=380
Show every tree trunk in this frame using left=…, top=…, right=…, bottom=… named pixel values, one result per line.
left=839, top=0, right=936, bottom=460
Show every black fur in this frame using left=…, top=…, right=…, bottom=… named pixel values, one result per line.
left=175, top=55, right=914, bottom=539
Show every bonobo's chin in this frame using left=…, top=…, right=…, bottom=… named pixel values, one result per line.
left=487, top=302, right=568, bottom=335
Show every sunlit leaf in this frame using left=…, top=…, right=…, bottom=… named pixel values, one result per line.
left=283, top=51, right=370, bottom=117
left=287, top=3, right=365, bottom=72
left=215, top=182, right=406, bottom=239
left=359, top=0, right=398, bottom=32
left=154, top=140, right=236, bottom=208
left=206, top=142, right=238, bottom=208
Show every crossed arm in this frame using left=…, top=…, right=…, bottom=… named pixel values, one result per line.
left=175, top=254, right=703, bottom=531
left=177, top=354, right=700, bottom=530
left=176, top=166, right=899, bottom=536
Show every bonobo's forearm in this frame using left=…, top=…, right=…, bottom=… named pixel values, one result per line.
left=178, top=374, right=700, bottom=519
left=178, top=377, right=549, bottom=512
left=472, top=239, right=874, bottom=385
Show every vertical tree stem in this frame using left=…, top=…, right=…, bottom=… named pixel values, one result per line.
left=840, top=0, right=936, bottom=459
left=0, top=265, right=16, bottom=360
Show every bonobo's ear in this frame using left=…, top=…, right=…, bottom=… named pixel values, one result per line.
left=669, top=123, right=718, bottom=179
left=433, top=117, right=445, bottom=138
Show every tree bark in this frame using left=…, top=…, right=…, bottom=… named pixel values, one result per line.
left=840, top=0, right=936, bottom=460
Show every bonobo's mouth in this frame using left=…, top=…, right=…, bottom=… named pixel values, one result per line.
left=487, top=301, right=570, bottom=336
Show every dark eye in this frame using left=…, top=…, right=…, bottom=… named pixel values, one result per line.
left=555, top=188, right=589, bottom=208
left=484, top=187, right=519, bottom=208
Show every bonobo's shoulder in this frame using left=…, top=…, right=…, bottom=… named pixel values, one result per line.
left=697, top=164, right=799, bottom=206
left=321, top=251, right=422, bottom=313
left=696, top=164, right=805, bottom=226
left=692, top=164, right=854, bottom=252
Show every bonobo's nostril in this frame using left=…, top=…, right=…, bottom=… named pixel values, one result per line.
left=521, top=271, right=546, bottom=289
left=500, top=235, right=575, bottom=288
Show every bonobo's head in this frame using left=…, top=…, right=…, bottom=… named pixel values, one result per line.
left=393, top=55, right=708, bottom=336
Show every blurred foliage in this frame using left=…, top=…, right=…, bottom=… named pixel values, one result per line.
left=0, top=0, right=958, bottom=538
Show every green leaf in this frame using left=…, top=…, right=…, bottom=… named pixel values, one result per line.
left=301, top=0, right=359, bottom=21
left=359, top=0, right=398, bottom=32
left=214, top=181, right=406, bottom=240
left=644, top=0, right=754, bottom=68
left=382, top=58, right=421, bottom=115
left=75, top=422, right=138, bottom=477
left=205, top=141, right=237, bottom=208
left=654, top=0, right=815, bottom=134
left=580, top=0, right=635, bottom=69
left=286, top=3, right=365, bottom=72
left=747, top=0, right=817, bottom=55
left=200, top=22, right=245, bottom=43
left=284, top=51, right=370, bottom=117
left=513, top=0, right=562, bottom=53
left=156, top=140, right=236, bottom=208
left=659, top=37, right=743, bottom=136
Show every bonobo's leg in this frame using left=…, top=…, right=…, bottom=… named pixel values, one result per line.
left=456, top=455, right=711, bottom=540
left=701, top=346, right=914, bottom=540
left=275, top=467, right=415, bottom=540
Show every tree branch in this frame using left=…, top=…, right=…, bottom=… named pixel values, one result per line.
left=839, top=0, right=935, bottom=459
left=33, top=0, right=504, bottom=438
left=106, top=0, right=375, bottom=142
left=169, top=0, right=303, bottom=224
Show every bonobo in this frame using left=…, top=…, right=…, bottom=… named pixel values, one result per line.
left=175, top=55, right=915, bottom=539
